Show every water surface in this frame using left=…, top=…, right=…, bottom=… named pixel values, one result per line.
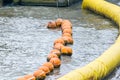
left=0, top=1, right=120, bottom=80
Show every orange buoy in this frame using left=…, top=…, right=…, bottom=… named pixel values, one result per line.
left=42, top=62, right=54, bottom=72
left=17, top=77, right=26, bottom=80
left=55, top=18, right=63, bottom=27
left=53, top=43, right=64, bottom=50
left=24, top=74, right=35, bottom=80
left=50, top=58, right=61, bottom=68
left=61, top=25, right=72, bottom=31
left=47, top=53, right=58, bottom=61
left=50, top=49, right=61, bottom=58
left=62, top=29, right=72, bottom=35
left=62, top=33, right=72, bottom=37
left=61, top=46, right=73, bottom=56
left=62, top=36, right=73, bottom=44
left=62, top=20, right=72, bottom=27
left=38, top=66, right=50, bottom=75
left=33, top=70, right=46, bottom=80
left=47, top=21, right=57, bottom=28
left=54, top=38, right=65, bottom=45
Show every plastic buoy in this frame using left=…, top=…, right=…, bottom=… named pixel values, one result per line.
left=54, top=38, right=65, bottom=45
left=47, top=53, right=58, bottom=61
left=38, top=66, right=50, bottom=75
left=47, top=21, right=57, bottom=28
left=50, top=58, right=61, bottom=68
left=17, top=77, right=26, bottom=80
left=62, top=33, right=72, bottom=37
left=55, top=18, right=63, bottom=27
left=62, top=20, right=72, bottom=27
left=50, top=49, right=61, bottom=58
left=62, top=29, right=72, bottom=35
left=53, top=43, right=64, bottom=50
left=62, top=36, right=73, bottom=44
left=24, top=74, right=35, bottom=80
left=61, top=46, right=73, bottom=56
left=42, top=62, right=54, bottom=72
left=33, top=70, right=46, bottom=80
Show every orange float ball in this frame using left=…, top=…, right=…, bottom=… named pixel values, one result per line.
left=55, top=18, right=63, bottom=27
left=61, top=25, right=72, bottom=31
left=54, top=38, right=65, bottom=45
left=38, top=66, right=50, bottom=75
left=42, top=62, right=54, bottom=72
left=62, top=29, right=72, bottom=35
left=62, top=20, right=72, bottom=26
left=62, top=33, right=72, bottom=37
left=50, top=49, right=61, bottom=58
left=24, top=74, right=35, bottom=80
left=50, top=58, right=61, bottom=68
left=47, top=21, right=57, bottom=28
left=61, top=46, right=73, bottom=56
left=53, top=43, right=64, bottom=50
left=62, top=36, right=73, bottom=44
left=47, top=53, right=58, bottom=61
left=17, top=77, right=26, bottom=80
left=33, top=70, right=46, bottom=80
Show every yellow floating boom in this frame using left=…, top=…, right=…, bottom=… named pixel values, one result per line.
left=82, top=0, right=120, bottom=28
left=58, top=0, right=120, bottom=80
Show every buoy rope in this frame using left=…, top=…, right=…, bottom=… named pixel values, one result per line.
left=56, top=0, right=60, bottom=18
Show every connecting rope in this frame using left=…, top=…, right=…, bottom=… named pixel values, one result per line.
left=56, top=0, right=60, bottom=18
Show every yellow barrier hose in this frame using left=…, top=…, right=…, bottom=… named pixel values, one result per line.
left=82, top=0, right=120, bottom=28
left=57, top=0, right=120, bottom=80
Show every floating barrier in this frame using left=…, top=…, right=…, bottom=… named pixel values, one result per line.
left=17, top=18, right=74, bottom=80
left=57, top=0, right=120, bottom=80
left=13, top=0, right=80, bottom=7
left=82, top=0, right=120, bottom=29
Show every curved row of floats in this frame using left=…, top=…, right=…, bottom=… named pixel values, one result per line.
left=17, top=18, right=74, bottom=80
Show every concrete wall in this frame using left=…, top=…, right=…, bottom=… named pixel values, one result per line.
left=0, top=0, right=3, bottom=7
left=13, top=0, right=80, bottom=7
left=2, top=0, right=13, bottom=6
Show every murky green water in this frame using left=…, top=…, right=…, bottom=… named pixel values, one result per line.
left=0, top=0, right=120, bottom=80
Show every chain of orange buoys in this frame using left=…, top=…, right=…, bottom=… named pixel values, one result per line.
left=17, top=18, right=73, bottom=80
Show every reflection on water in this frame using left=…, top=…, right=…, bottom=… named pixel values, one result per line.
left=108, top=0, right=120, bottom=5
left=0, top=1, right=120, bottom=80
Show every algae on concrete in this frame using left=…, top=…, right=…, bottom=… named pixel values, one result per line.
left=13, top=0, right=79, bottom=7
left=13, top=0, right=67, bottom=6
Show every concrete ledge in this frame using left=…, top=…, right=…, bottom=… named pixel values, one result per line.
left=13, top=0, right=80, bottom=7
left=0, top=0, right=3, bottom=7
